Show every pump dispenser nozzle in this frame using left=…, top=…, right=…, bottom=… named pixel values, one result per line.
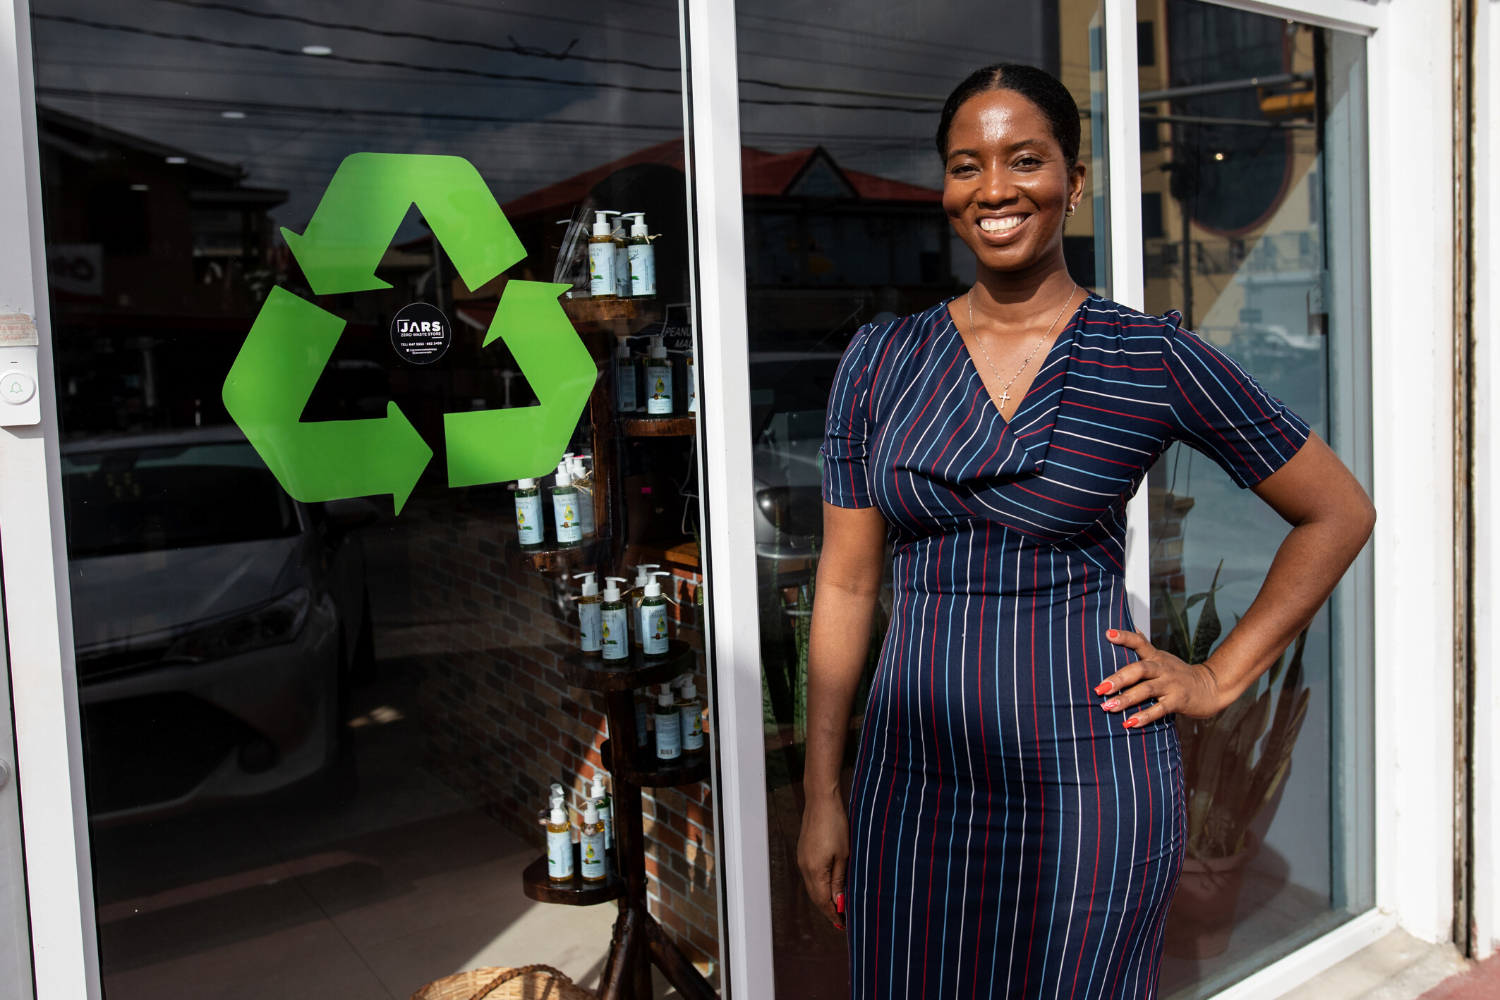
left=643, top=570, right=675, bottom=599
left=649, top=334, right=667, bottom=360
left=603, top=576, right=628, bottom=602
left=573, top=571, right=598, bottom=596
left=556, top=461, right=571, bottom=487
left=592, top=210, right=620, bottom=236
left=633, top=563, right=661, bottom=586
left=624, top=212, right=648, bottom=237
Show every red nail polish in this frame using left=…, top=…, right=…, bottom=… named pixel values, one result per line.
left=1124, top=717, right=1140, bottom=729
left=836, top=893, right=844, bottom=914
left=1106, top=629, right=1119, bottom=639
left=1094, top=681, right=1113, bottom=696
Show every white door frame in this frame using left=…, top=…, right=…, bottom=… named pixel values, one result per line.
left=0, top=0, right=1463, bottom=997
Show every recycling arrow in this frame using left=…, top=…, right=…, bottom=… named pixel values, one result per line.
left=283, top=152, right=525, bottom=295
left=445, top=280, right=596, bottom=488
left=224, top=152, right=597, bottom=513
left=224, top=287, right=433, bottom=513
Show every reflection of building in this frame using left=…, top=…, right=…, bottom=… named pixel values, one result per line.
left=38, top=107, right=286, bottom=434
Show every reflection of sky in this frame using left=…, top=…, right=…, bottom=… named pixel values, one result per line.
left=35, top=0, right=689, bottom=235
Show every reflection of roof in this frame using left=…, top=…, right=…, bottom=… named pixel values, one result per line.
left=61, top=425, right=249, bottom=454
left=501, top=138, right=940, bottom=222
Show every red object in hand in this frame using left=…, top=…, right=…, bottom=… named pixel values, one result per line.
left=836, top=892, right=844, bottom=914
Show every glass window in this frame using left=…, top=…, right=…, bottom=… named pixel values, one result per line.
left=34, top=2, right=722, bottom=996
left=1136, top=2, right=1374, bottom=995
left=737, top=2, right=1107, bottom=993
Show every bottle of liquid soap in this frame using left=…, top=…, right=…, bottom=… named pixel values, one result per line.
left=587, top=210, right=619, bottom=299
left=613, top=220, right=632, bottom=300
left=654, top=686, right=681, bottom=760
left=569, top=456, right=595, bottom=537
left=580, top=799, right=608, bottom=882
left=677, top=679, right=704, bottom=754
left=623, top=212, right=657, bottom=298
left=552, top=461, right=582, bottom=548
left=574, top=572, right=602, bottom=655
left=645, top=335, right=673, bottom=416
left=614, top=336, right=638, bottom=413
left=515, top=478, right=544, bottom=550
left=641, top=571, right=672, bottom=657
left=630, top=564, right=660, bottom=647
left=546, top=804, right=574, bottom=881
left=588, top=775, right=613, bottom=850
left=600, top=577, right=630, bottom=661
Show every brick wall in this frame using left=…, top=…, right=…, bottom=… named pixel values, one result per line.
left=402, top=492, right=721, bottom=979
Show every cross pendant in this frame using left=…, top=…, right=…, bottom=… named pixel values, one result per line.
left=996, top=389, right=1011, bottom=411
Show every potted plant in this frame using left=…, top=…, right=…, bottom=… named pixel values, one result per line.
left=1155, top=563, right=1313, bottom=960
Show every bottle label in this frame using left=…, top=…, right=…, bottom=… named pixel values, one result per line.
left=646, top=363, right=672, bottom=415
left=515, top=494, right=544, bottom=546
left=579, top=602, right=602, bottom=652
left=553, top=491, right=582, bottom=543
left=655, top=709, right=681, bottom=759
left=588, top=243, right=615, bottom=296
left=599, top=803, right=613, bottom=849
left=634, top=693, right=649, bottom=745
left=614, top=245, right=631, bottom=298
left=547, top=828, right=573, bottom=879
left=616, top=358, right=637, bottom=411
left=642, top=603, right=669, bottom=655
left=581, top=828, right=607, bottom=880
left=680, top=703, right=704, bottom=751
left=629, top=244, right=657, bottom=297
left=602, top=608, right=629, bottom=660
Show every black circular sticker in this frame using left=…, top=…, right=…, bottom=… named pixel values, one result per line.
left=390, top=302, right=452, bottom=365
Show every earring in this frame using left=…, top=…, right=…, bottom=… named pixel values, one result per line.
left=1066, top=204, right=1076, bottom=216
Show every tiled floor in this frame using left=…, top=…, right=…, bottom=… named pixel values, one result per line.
left=90, top=661, right=619, bottom=1000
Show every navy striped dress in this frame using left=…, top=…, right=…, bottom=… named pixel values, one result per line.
left=821, top=295, right=1309, bottom=999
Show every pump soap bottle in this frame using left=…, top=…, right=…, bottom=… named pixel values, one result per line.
left=623, top=212, right=657, bottom=298
left=600, top=577, right=630, bottom=661
left=515, top=478, right=544, bottom=551
left=546, top=804, right=574, bottom=881
left=587, top=210, right=619, bottom=299
left=568, top=456, right=596, bottom=537
left=645, top=336, right=673, bottom=416
left=654, top=686, right=682, bottom=760
left=574, top=572, right=602, bottom=655
left=551, top=462, right=582, bottom=548
left=677, top=679, right=704, bottom=754
left=630, top=564, right=660, bottom=647
left=614, top=336, right=638, bottom=413
left=580, top=799, right=607, bottom=882
left=612, top=219, right=632, bottom=300
left=640, top=571, right=672, bottom=657
left=588, top=775, right=613, bottom=850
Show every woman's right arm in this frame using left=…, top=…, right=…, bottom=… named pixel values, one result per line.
left=797, top=502, right=888, bottom=929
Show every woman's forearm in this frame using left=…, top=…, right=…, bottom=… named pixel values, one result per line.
left=804, top=582, right=879, bottom=802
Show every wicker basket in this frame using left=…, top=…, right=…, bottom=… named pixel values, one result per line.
left=411, top=964, right=596, bottom=1000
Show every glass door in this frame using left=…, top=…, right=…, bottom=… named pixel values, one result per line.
left=1135, top=2, right=1374, bottom=996
left=32, top=2, right=722, bottom=997
left=733, top=2, right=1109, bottom=993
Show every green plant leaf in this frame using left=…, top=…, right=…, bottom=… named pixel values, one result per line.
left=1191, top=560, right=1225, bottom=663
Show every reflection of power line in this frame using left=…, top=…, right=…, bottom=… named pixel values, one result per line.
left=46, top=9, right=945, bottom=107
left=141, top=0, right=684, bottom=74
left=33, top=14, right=682, bottom=96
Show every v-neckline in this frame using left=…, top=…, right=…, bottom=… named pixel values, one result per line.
left=949, top=294, right=1085, bottom=428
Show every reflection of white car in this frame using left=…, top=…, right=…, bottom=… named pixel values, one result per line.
left=63, top=427, right=374, bottom=822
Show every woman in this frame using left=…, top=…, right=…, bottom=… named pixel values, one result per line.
left=796, top=64, right=1375, bottom=999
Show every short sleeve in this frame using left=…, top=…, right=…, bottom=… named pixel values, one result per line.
left=821, top=326, right=877, bottom=508
left=1161, top=322, right=1311, bottom=488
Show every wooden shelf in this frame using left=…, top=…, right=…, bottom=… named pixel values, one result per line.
left=506, top=539, right=599, bottom=574
left=522, top=846, right=626, bottom=906
left=563, top=296, right=639, bottom=323
left=621, top=416, right=696, bottom=437
left=560, top=641, right=695, bottom=693
left=603, top=737, right=711, bottom=788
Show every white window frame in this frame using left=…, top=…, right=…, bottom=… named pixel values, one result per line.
left=0, top=0, right=1466, bottom=998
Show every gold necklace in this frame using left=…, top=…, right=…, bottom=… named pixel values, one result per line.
left=966, top=285, right=1078, bottom=413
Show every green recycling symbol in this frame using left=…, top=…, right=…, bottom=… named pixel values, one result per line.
left=223, top=153, right=595, bottom=514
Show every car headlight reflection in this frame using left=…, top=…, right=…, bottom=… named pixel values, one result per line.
left=164, top=587, right=311, bottom=664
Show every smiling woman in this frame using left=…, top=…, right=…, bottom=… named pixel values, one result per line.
left=795, top=61, right=1374, bottom=1000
